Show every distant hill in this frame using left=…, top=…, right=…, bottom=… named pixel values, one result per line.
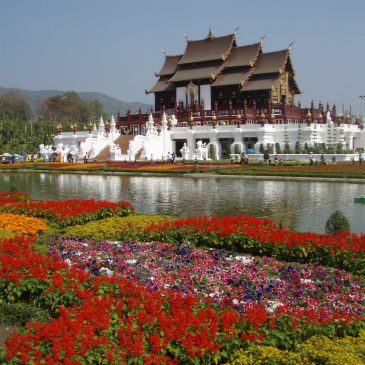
left=0, top=87, right=152, bottom=117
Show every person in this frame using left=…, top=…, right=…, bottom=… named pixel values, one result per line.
left=309, top=152, right=314, bottom=166
left=274, top=154, right=280, bottom=166
left=359, top=151, right=363, bottom=165
left=171, top=152, right=176, bottom=164
left=240, top=151, right=246, bottom=164
left=167, top=152, right=171, bottom=164
left=150, top=154, right=154, bottom=164
left=83, top=152, right=88, bottom=164
left=320, top=153, right=326, bottom=165
left=263, top=151, right=270, bottom=166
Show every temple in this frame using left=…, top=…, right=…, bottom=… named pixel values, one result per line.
left=147, top=30, right=300, bottom=112
left=51, top=29, right=365, bottom=161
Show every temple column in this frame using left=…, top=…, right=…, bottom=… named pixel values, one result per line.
left=209, top=128, right=220, bottom=160
left=186, top=129, right=196, bottom=160
left=230, top=128, right=244, bottom=154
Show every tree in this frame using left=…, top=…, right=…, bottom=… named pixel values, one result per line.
left=295, top=141, right=301, bottom=154
left=40, top=91, right=104, bottom=125
left=275, top=143, right=282, bottom=154
left=266, top=143, right=274, bottom=154
left=336, top=143, right=343, bottom=154
left=325, top=210, right=350, bottom=234
left=284, top=143, right=291, bottom=154
left=259, top=143, right=265, bottom=153
left=0, top=89, right=31, bottom=122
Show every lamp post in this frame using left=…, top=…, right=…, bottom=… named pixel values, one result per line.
left=359, top=96, right=365, bottom=122
left=56, top=123, right=62, bottom=135
left=70, top=123, right=77, bottom=134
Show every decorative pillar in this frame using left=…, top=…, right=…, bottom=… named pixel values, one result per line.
left=268, top=101, right=273, bottom=124
left=236, top=113, right=241, bottom=128
left=253, top=99, right=257, bottom=123
left=282, top=102, right=287, bottom=123
left=311, top=100, right=315, bottom=124
left=127, top=109, right=131, bottom=124
left=212, top=112, right=217, bottom=129
left=306, top=109, right=312, bottom=126
left=228, top=99, right=232, bottom=123
left=189, top=113, right=194, bottom=129
left=332, top=104, right=337, bottom=123
left=243, top=99, right=247, bottom=124
left=259, top=109, right=266, bottom=127
left=138, top=107, right=142, bottom=124
left=200, top=99, right=205, bottom=124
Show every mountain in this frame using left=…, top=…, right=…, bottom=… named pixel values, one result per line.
left=0, top=87, right=152, bottom=117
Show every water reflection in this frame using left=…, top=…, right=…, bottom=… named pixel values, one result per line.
left=0, top=172, right=364, bottom=233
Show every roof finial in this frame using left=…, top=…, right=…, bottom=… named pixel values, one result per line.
left=161, top=49, right=167, bottom=56
left=233, top=26, right=239, bottom=35
left=208, top=25, right=213, bottom=38
left=183, top=34, right=189, bottom=41
left=260, top=34, right=266, bottom=44
left=288, top=41, right=295, bottom=50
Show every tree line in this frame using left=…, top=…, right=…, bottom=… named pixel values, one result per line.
left=0, top=89, right=105, bottom=154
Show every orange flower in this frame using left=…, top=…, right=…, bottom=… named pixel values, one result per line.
left=0, top=213, right=47, bottom=237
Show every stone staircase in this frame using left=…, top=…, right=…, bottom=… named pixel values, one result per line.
left=94, top=135, right=135, bottom=162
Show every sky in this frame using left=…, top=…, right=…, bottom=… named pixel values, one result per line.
left=1, top=0, right=365, bottom=114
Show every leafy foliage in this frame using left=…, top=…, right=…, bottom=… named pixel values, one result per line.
left=0, top=90, right=31, bottom=122
left=325, top=210, right=350, bottom=234
left=39, top=91, right=103, bottom=124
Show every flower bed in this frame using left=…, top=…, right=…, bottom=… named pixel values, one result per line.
left=0, top=196, right=134, bottom=227
left=0, top=192, right=30, bottom=205
left=139, top=215, right=365, bottom=275
left=0, top=213, right=46, bottom=237
left=1, top=196, right=365, bottom=363
left=63, top=214, right=169, bottom=241
left=50, top=238, right=365, bottom=322
left=1, top=236, right=364, bottom=364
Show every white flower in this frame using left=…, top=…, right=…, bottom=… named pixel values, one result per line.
left=301, top=278, right=313, bottom=284
left=125, top=259, right=137, bottom=265
left=100, top=267, right=114, bottom=277
left=234, top=255, right=253, bottom=264
left=266, top=300, right=283, bottom=313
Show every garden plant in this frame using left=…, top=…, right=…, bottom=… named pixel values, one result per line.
left=0, top=192, right=364, bottom=364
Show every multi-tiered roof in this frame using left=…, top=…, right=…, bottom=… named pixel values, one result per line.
left=147, top=30, right=301, bottom=108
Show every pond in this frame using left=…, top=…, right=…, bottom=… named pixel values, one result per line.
left=0, top=171, right=364, bottom=234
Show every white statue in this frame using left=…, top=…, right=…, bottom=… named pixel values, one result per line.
left=146, top=113, right=157, bottom=135
left=195, top=140, right=208, bottom=160
left=170, top=114, right=178, bottom=127
left=326, top=111, right=333, bottom=124
left=127, top=140, right=136, bottom=160
left=180, top=142, right=190, bottom=160
left=39, top=144, right=50, bottom=160
left=88, top=143, right=95, bottom=159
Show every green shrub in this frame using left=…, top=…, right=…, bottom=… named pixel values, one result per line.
left=0, top=303, right=50, bottom=326
left=325, top=210, right=350, bottom=234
